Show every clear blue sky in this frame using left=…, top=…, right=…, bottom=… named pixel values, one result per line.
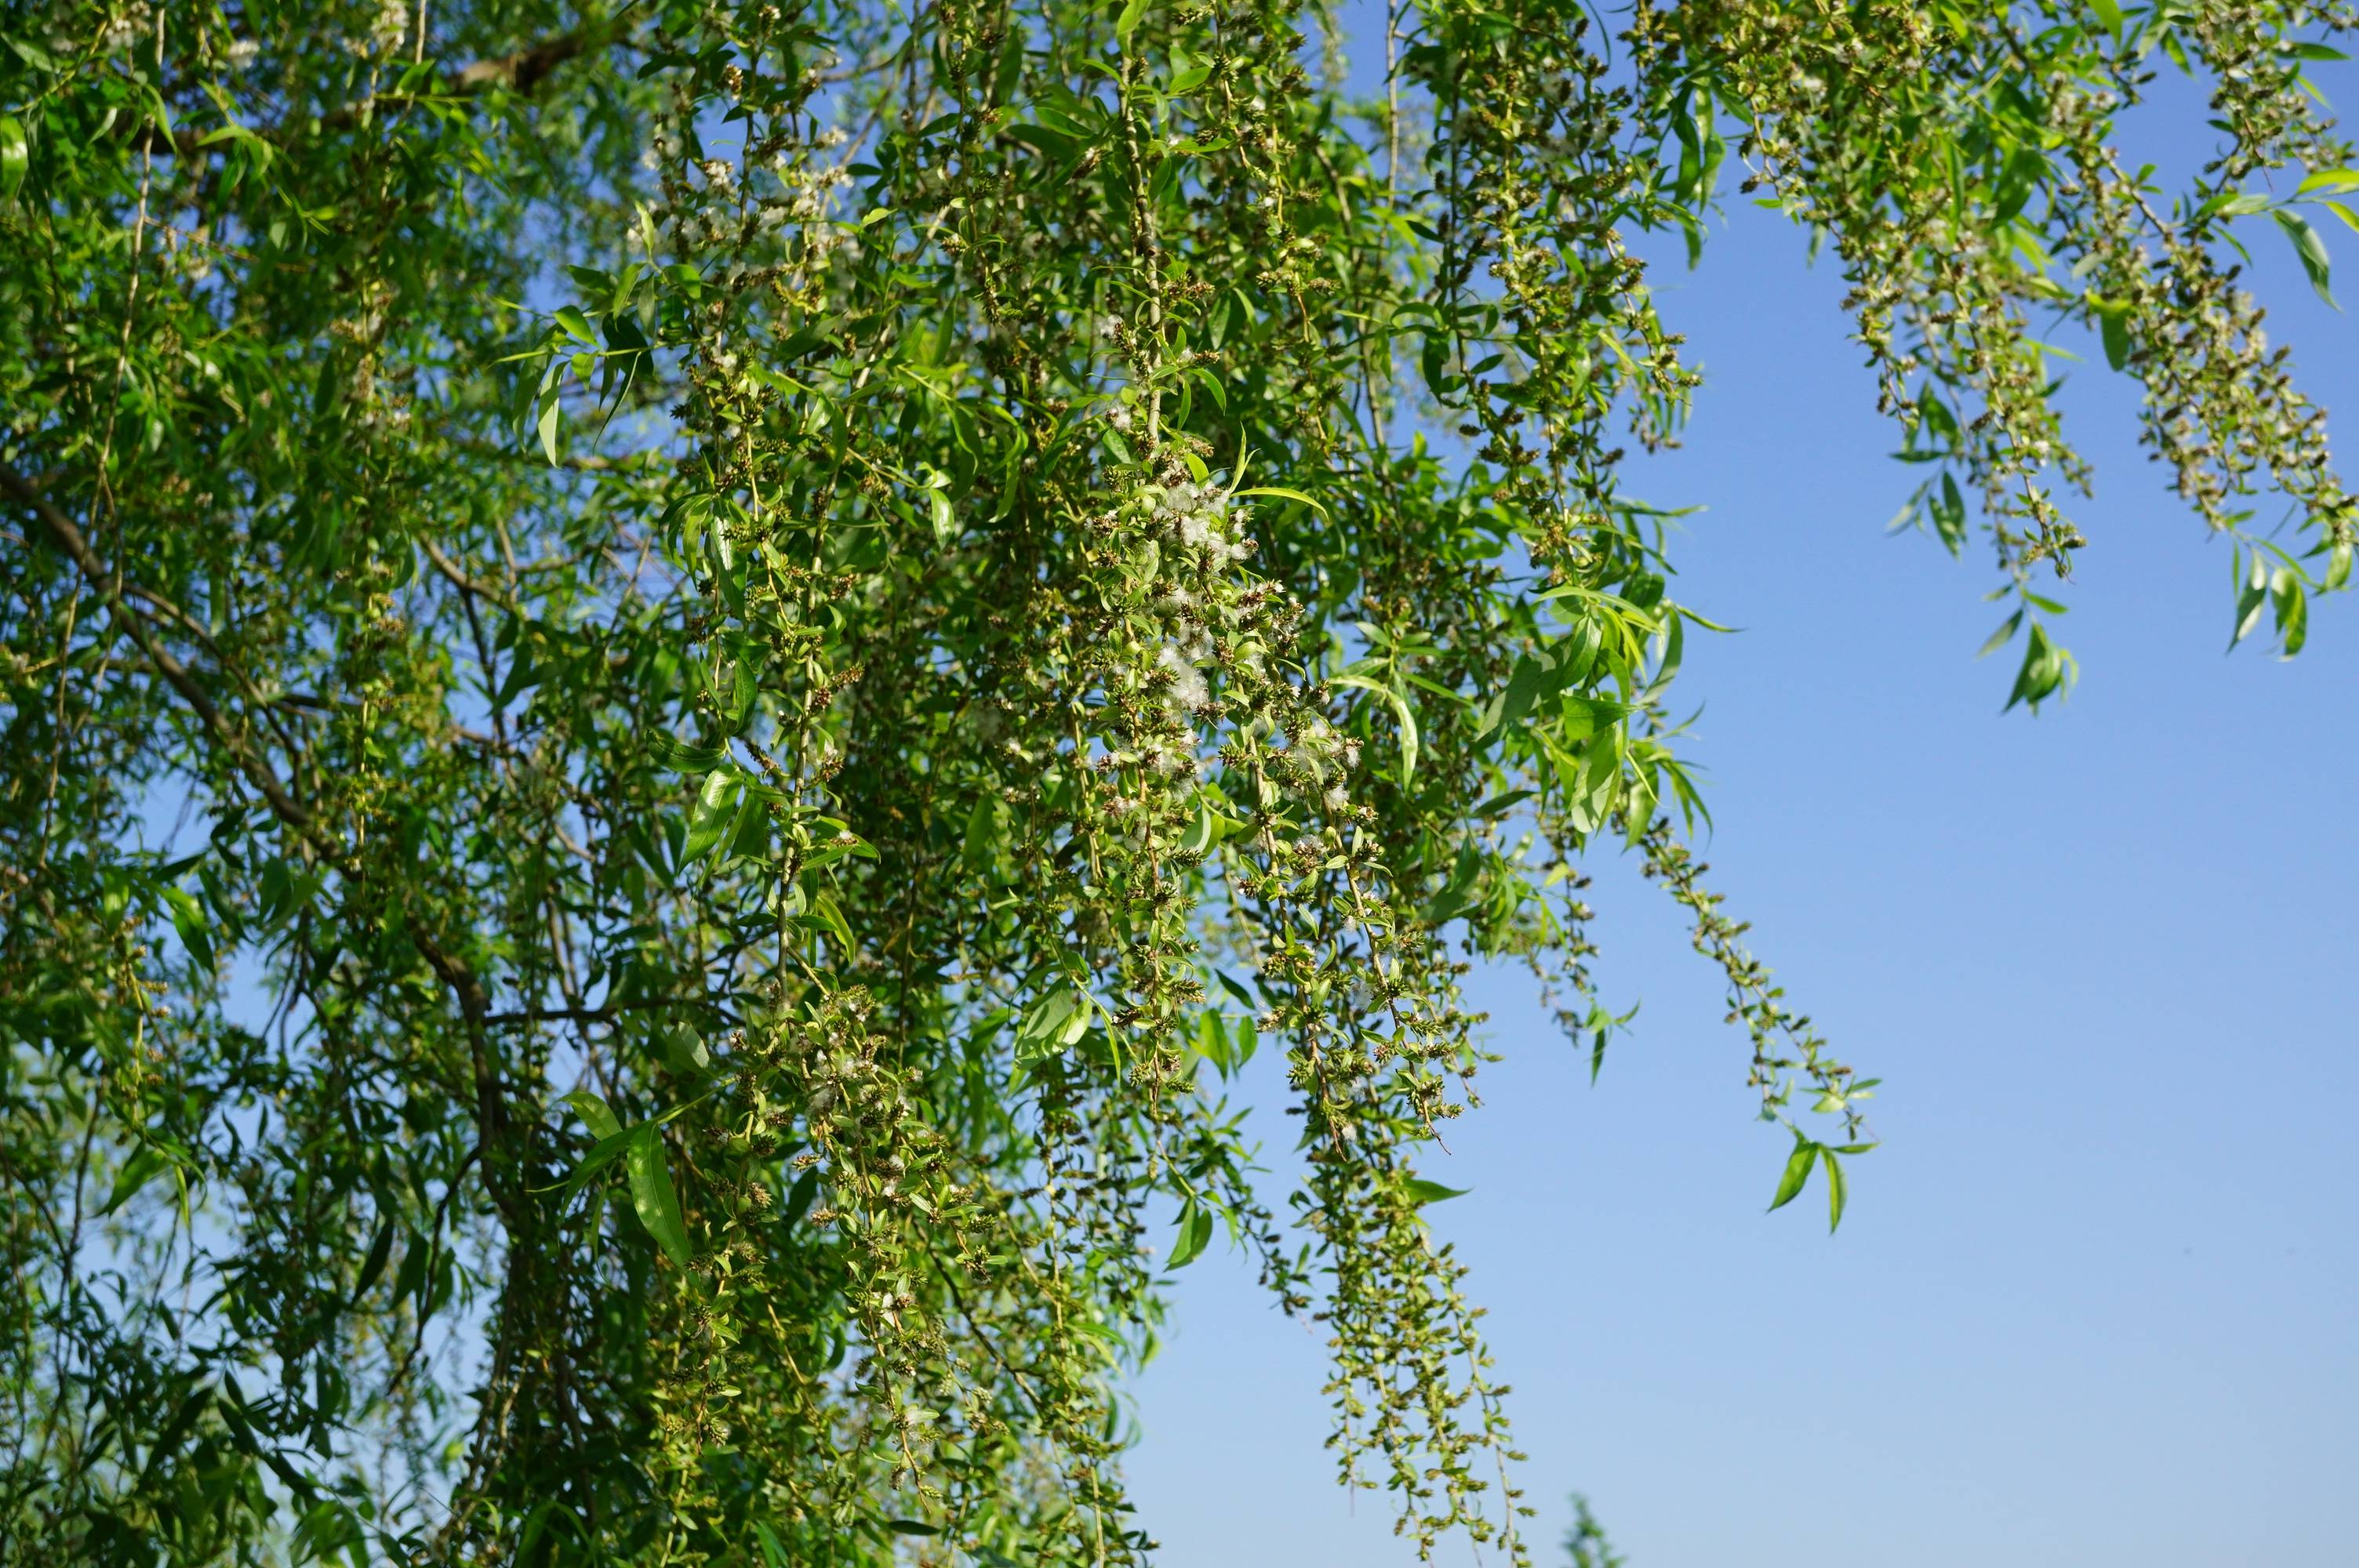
left=1119, top=49, right=2359, bottom=1568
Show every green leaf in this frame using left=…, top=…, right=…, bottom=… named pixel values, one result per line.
left=684, top=768, right=742, bottom=864
left=1231, top=485, right=1328, bottom=517
left=1976, top=608, right=2024, bottom=659
left=562, top=1090, right=623, bottom=1142
left=1423, top=861, right=1481, bottom=927
left=0, top=117, right=26, bottom=204
left=1179, top=797, right=1216, bottom=856
left=2230, top=564, right=2270, bottom=648
left=1930, top=471, right=1968, bottom=555
left=627, top=1124, right=692, bottom=1269
left=2099, top=309, right=2131, bottom=371
left=1402, top=1178, right=1470, bottom=1207
left=782, top=1168, right=820, bottom=1230
left=2004, top=622, right=2072, bottom=712
left=553, top=306, right=598, bottom=347
left=663, top=1024, right=713, bottom=1080
left=102, top=1145, right=173, bottom=1217
left=805, top=887, right=855, bottom=953
left=1016, top=984, right=1090, bottom=1061
left=1767, top=1135, right=1817, bottom=1214
left=754, top=1523, right=790, bottom=1568
left=2274, top=208, right=2338, bottom=308
left=1822, top=1146, right=1848, bottom=1232
left=2208, top=191, right=2275, bottom=218
left=3, top=36, right=56, bottom=72
left=961, top=793, right=1003, bottom=873
left=2087, top=295, right=2133, bottom=372
left=1472, top=787, right=1536, bottom=818
left=536, top=388, right=562, bottom=465
left=1332, top=672, right=1418, bottom=779
left=1488, top=652, right=1551, bottom=735
left=1193, top=1010, right=1229, bottom=1072
left=353, top=1218, right=396, bottom=1299
left=540, top=1126, right=635, bottom=1200
left=2273, top=568, right=2310, bottom=655
left=1561, top=694, right=1628, bottom=742
left=2297, top=167, right=2359, bottom=197
left=1018, top=986, right=1074, bottom=1042
left=161, top=884, right=215, bottom=971
left=647, top=731, right=728, bottom=774
left=1114, top=0, right=1149, bottom=45
left=1166, top=1203, right=1212, bottom=1267
left=725, top=782, right=771, bottom=862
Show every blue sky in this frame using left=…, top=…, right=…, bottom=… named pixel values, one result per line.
left=1119, top=50, right=2359, bottom=1568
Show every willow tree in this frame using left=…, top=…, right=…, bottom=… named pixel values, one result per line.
left=1, top=0, right=2348, bottom=1563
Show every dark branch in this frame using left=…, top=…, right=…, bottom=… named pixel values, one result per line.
left=481, top=998, right=709, bottom=1028
left=129, top=33, right=594, bottom=157
left=449, top=34, right=588, bottom=96
left=1, top=461, right=318, bottom=837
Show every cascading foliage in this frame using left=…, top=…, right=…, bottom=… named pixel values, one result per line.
left=1, top=0, right=2349, bottom=1562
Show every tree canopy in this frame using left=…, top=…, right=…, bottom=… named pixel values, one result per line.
left=2, top=0, right=2350, bottom=1563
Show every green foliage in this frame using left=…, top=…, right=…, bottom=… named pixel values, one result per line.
left=2, top=0, right=2351, bottom=1563
left=1562, top=1494, right=1626, bottom=1568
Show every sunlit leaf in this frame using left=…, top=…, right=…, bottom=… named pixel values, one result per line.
left=1767, top=1135, right=1817, bottom=1214
left=2274, top=208, right=2338, bottom=308
left=1166, top=1203, right=1213, bottom=1267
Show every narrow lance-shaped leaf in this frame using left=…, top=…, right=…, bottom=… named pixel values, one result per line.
left=0, top=117, right=25, bottom=204
left=1166, top=1203, right=1213, bottom=1268
left=1767, top=1134, right=1818, bottom=1214
left=2275, top=208, right=2339, bottom=309
left=627, top=1124, right=692, bottom=1269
